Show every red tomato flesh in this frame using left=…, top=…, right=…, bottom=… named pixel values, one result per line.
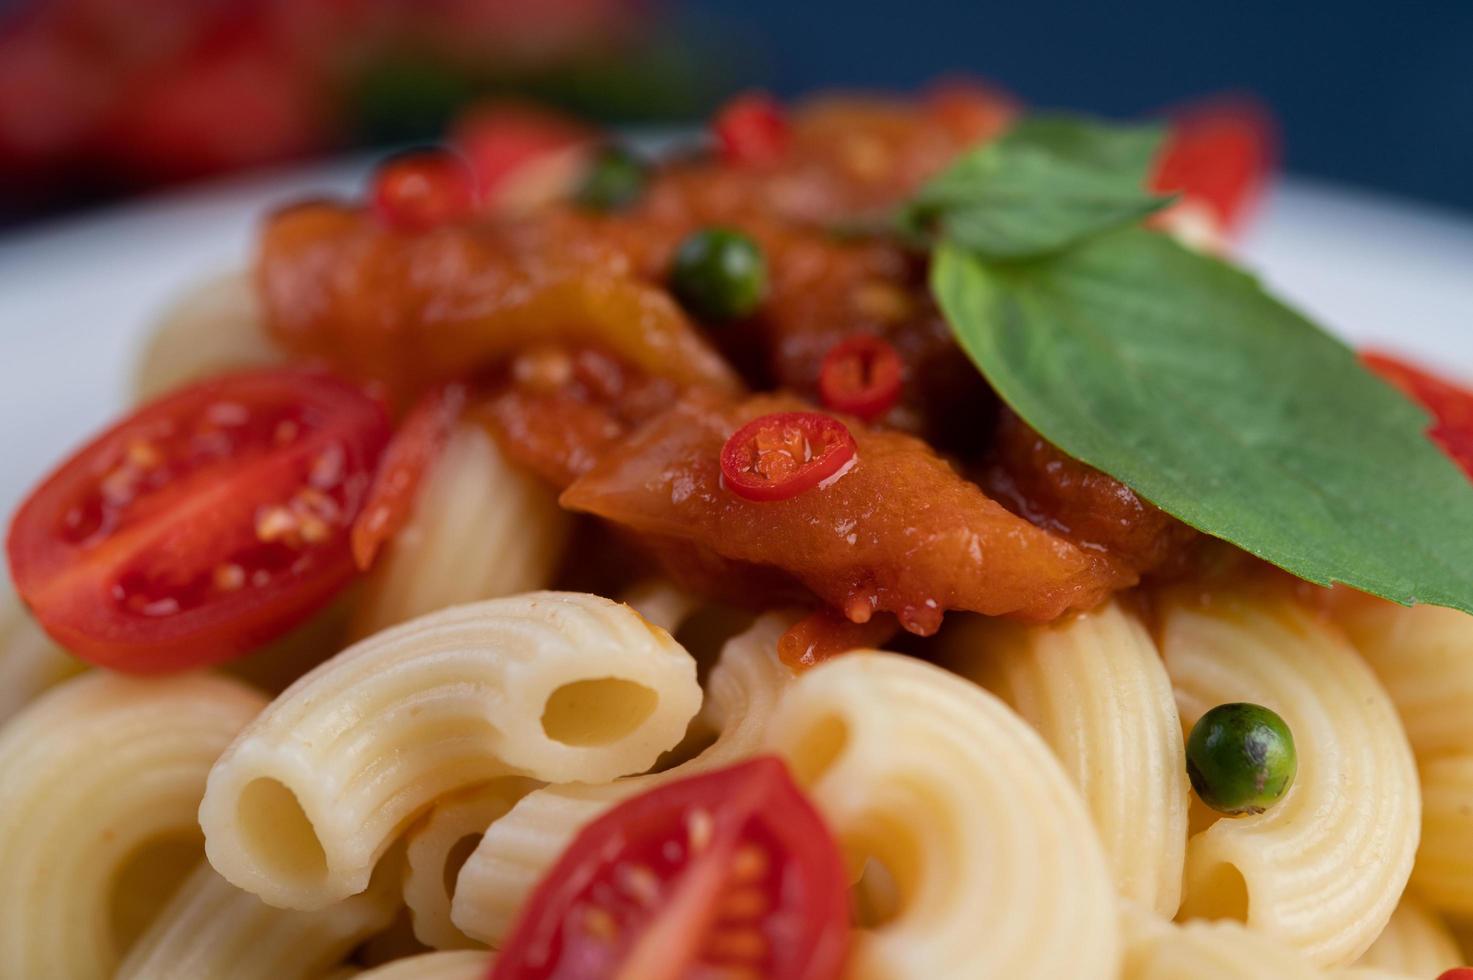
left=491, top=756, right=851, bottom=980
left=713, top=92, right=790, bottom=167
left=1152, top=99, right=1275, bottom=234
left=6, top=368, right=389, bottom=672
left=371, top=149, right=476, bottom=233
left=1363, top=351, right=1473, bottom=478
left=818, top=335, right=903, bottom=422
left=451, top=101, right=593, bottom=213
left=720, top=412, right=858, bottom=503
left=1437, top=970, right=1473, bottom=980
left=351, top=381, right=466, bottom=570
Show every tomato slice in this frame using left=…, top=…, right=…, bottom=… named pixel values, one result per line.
left=1437, top=969, right=1473, bottom=980
left=1363, top=351, right=1473, bottom=478
left=450, top=101, right=593, bottom=214
left=720, top=412, right=858, bottom=503
left=371, top=150, right=476, bottom=233
left=1152, top=99, right=1276, bottom=234
left=351, top=381, right=467, bottom=570
left=818, top=335, right=903, bottom=422
left=491, top=756, right=850, bottom=980
left=6, top=368, right=390, bottom=672
left=713, top=92, right=790, bottom=167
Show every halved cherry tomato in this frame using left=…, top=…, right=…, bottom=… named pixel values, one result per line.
left=450, top=101, right=593, bottom=214
left=351, top=381, right=467, bottom=570
left=1152, top=99, right=1276, bottom=234
left=713, top=92, right=790, bottom=167
left=491, top=756, right=850, bottom=980
left=1363, top=351, right=1473, bottom=478
left=720, top=412, right=858, bottom=503
left=371, top=149, right=476, bottom=233
left=6, top=368, right=390, bottom=672
left=1437, top=970, right=1473, bottom=980
left=818, top=335, right=903, bottom=422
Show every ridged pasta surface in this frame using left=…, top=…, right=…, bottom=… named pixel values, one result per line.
left=768, top=651, right=1119, bottom=980
left=200, top=591, right=701, bottom=909
left=452, top=611, right=796, bottom=945
left=945, top=600, right=1188, bottom=917
left=1165, top=593, right=1420, bottom=966
left=0, top=671, right=264, bottom=979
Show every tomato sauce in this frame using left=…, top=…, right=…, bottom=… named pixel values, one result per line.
left=252, top=91, right=1191, bottom=637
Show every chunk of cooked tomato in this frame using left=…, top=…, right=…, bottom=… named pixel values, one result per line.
left=491, top=756, right=850, bottom=980
left=1152, top=98, right=1276, bottom=234
left=351, top=381, right=466, bottom=570
left=6, top=368, right=390, bottom=672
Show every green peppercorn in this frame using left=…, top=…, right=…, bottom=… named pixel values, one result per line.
left=574, top=145, right=647, bottom=211
left=669, top=227, right=768, bottom=321
left=1186, top=702, right=1297, bottom=816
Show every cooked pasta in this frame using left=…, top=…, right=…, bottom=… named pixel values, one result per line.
left=115, top=855, right=403, bottom=980
left=1333, top=595, right=1473, bottom=760
left=0, top=671, right=265, bottom=979
left=133, top=270, right=283, bottom=401
left=767, top=651, right=1120, bottom=979
left=1352, top=892, right=1462, bottom=975
left=1165, top=592, right=1420, bottom=966
left=402, top=776, right=541, bottom=949
left=0, top=584, right=84, bottom=724
left=351, top=422, right=571, bottom=637
left=451, top=611, right=797, bottom=945
left=200, top=592, right=701, bottom=910
left=354, top=950, right=494, bottom=980
left=1410, top=753, right=1473, bottom=918
left=943, top=600, right=1189, bottom=917
left=1121, top=904, right=1321, bottom=979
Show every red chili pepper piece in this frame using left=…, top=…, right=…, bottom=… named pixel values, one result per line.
left=350, top=382, right=467, bottom=570
left=818, top=335, right=903, bottom=422
left=713, top=92, right=790, bottom=166
left=720, top=412, right=857, bottom=502
left=370, top=149, right=475, bottom=233
left=1363, top=351, right=1473, bottom=479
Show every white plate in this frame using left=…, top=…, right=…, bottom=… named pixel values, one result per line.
left=2, top=163, right=1473, bottom=525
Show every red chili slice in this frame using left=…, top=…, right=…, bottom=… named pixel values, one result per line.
left=350, top=381, right=467, bottom=570
left=371, top=149, right=476, bottom=233
left=490, top=756, right=851, bottom=980
left=720, top=412, right=858, bottom=502
left=1152, top=99, right=1276, bottom=234
left=818, top=335, right=903, bottom=422
left=1363, top=351, right=1473, bottom=478
left=6, top=367, right=390, bottom=672
left=713, top=92, right=790, bottom=166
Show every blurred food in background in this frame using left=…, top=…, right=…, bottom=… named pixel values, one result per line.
left=0, top=0, right=743, bottom=223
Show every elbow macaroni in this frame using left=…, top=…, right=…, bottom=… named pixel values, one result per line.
left=1352, top=892, right=1462, bottom=976
left=200, top=592, right=701, bottom=910
left=0, top=585, right=85, bottom=724
left=115, top=856, right=402, bottom=980
left=943, top=600, right=1189, bottom=917
left=132, top=270, right=283, bottom=401
left=767, top=651, right=1120, bottom=980
left=351, top=422, right=571, bottom=638
left=0, top=671, right=265, bottom=979
left=1164, top=592, right=1420, bottom=967
left=451, top=611, right=798, bottom=945
left=402, top=776, right=541, bottom=949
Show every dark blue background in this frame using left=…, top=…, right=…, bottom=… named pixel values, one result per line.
left=687, top=0, right=1473, bottom=214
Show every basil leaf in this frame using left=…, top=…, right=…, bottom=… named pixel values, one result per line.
left=900, top=114, right=1174, bottom=260
left=933, top=229, right=1473, bottom=613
